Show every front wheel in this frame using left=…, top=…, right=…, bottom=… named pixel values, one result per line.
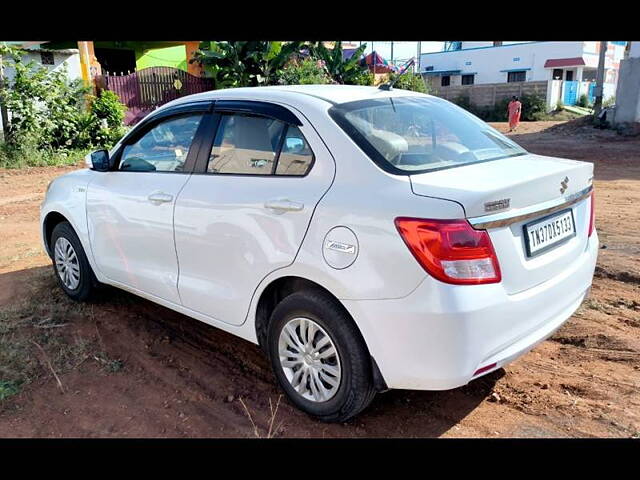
left=50, top=221, right=96, bottom=302
left=267, top=290, right=376, bottom=422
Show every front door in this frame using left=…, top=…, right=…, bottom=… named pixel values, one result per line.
left=174, top=102, right=335, bottom=325
left=564, top=81, right=579, bottom=105
left=86, top=111, right=206, bottom=304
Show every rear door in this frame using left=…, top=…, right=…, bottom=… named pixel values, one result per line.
left=86, top=104, right=210, bottom=303
left=174, top=100, right=335, bottom=325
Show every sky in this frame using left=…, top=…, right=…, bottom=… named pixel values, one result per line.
left=345, top=41, right=445, bottom=64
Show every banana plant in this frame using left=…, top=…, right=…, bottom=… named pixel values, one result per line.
left=191, top=41, right=305, bottom=88
left=307, top=41, right=369, bottom=84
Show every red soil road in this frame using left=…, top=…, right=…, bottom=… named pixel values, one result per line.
left=0, top=121, right=638, bottom=437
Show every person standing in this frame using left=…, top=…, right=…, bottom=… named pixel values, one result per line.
left=507, top=96, right=522, bottom=132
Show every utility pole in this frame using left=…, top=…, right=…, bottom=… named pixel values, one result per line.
left=371, top=41, right=375, bottom=77
left=391, top=41, right=394, bottom=64
left=593, top=41, right=608, bottom=118
left=0, top=53, right=9, bottom=142
left=417, top=41, right=422, bottom=73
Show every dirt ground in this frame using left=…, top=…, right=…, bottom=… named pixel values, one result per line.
left=0, top=120, right=638, bottom=438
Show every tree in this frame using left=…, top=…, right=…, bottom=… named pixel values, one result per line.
left=192, top=41, right=306, bottom=88
left=306, top=41, right=370, bottom=85
left=388, top=72, right=429, bottom=93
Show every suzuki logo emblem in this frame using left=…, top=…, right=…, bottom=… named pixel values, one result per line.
left=560, top=176, right=569, bottom=194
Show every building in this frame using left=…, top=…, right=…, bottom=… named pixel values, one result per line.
left=43, top=41, right=204, bottom=77
left=1, top=42, right=85, bottom=136
left=420, top=41, right=626, bottom=110
left=611, top=41, right=640, bottom=129
left=1, top=42, right=83, bottom=84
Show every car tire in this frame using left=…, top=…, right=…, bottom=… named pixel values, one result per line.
left=267, top=289, right=376, bottom=422
left=50, top=221, right=96, bottom=302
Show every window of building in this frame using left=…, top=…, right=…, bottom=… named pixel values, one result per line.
left=461, top=74, right=475, bottom=85
left=119, top=114, right=204, bottom=172
left=40, top=51, right=54, bottom=65
left=507, top=71, right=526, bottom=83
left=425, top=66, right=434, bottom=71
left=441, top=75, right=450, bottom=87
left=565, top=70, right=574, bottom=81
left=493, top=41, right=503, bottom=47
left=552, top=69, right=563, bottom=80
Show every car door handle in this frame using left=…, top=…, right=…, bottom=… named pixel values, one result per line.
left=264, top=199, right=304, bottom=212
left=147, top=192, right=174, bottom=204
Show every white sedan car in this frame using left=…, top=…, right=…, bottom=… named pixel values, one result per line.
left=41, top=85, right=597, bottom=422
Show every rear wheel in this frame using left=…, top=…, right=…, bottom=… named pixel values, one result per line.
left=267, top=290, right=376, bottom=422
left=50, top=222, right=96, bottom=302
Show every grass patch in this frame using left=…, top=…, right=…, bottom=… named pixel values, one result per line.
left=0, top=380, right=20, bottom=400
left=0, top=268, right=121, bottom=406
left=562, top=105, right=593, bottom=116
left=546, top=109, right=586, bottom=121
left=0, top=141, right=88, bottom=169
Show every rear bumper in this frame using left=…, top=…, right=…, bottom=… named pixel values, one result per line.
left=343, top=230, right=598, bottom=391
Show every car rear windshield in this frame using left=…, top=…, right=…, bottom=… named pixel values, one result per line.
left=328, top=95, right=527, bottom=175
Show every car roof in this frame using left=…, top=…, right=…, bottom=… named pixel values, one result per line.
left=158, top=84, right=430, bottom=113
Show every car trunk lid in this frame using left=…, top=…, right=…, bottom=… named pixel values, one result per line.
left=409, top=154, right=594, bottom=294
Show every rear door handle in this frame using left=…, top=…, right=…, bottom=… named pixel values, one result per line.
left=147, top=191, right=174, bottom=204
left=264, top=199, right=304, bottom=212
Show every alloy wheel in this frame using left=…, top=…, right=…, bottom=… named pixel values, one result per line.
left=278, top=317, right=342, bottom=402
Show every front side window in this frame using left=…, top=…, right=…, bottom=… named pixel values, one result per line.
left=120, top=114, right=203, bottom=172
left=329, top=96, right=527, bottom=174
left=207, top=114, right=285, bottom=174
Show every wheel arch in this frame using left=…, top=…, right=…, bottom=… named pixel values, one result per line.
left=42, top=211, right=71, bottom=257
left=253, top=275, right=388, bottom=392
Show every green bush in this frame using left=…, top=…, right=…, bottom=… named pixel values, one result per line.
left=86, top=90, right=128, bottom=148
left=516, top=93, right=546, bottom=121
left=349, top=69, right=375, bottom=86
left=603, top=95, right=616, bottom=107
left=450, top=94, right=548, bottom=122
left=390, top=73, right=429, bottom=93
left=576, top=93, right=589, bottom=108
left=556, top=100, right=565, bottom=111
left=0, top=44, right=126, bottom=168
left=277, top=57, right=331, bottom=85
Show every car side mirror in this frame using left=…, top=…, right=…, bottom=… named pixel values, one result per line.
left=87, top=149, right=111, bottom=172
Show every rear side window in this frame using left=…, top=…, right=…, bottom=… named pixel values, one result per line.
left=206, top=113, right=314, bottom=176
left=207, top=114, right=285, bottom=174
left=275, top=125, right=314, bottom=176
left=120, top=114, right=203, bottom=172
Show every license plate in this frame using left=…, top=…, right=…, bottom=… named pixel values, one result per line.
left=524, top=209, right=576, bottom=257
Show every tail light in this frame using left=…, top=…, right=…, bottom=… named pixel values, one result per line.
left=588, top=191, right=595, bottom=237
left=394, top=217, right=501, bottom=285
